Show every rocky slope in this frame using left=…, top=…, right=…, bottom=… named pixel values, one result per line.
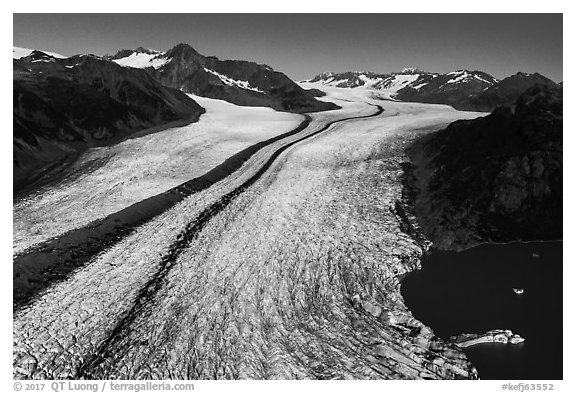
left=403, top=84, right=562, bottom=250
left=110, top=44, right=338, bottom=113
left=13, top=50, right=204, bottom=192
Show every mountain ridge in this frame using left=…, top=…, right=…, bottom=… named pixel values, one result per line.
left=109, top=43, right=338, bottom=113
left=306, top=69, right=560, bottom=112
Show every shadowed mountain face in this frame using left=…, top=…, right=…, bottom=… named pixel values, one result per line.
left=468, top=72, right=561, bottom=112
left=13, top=51, right=205, bottom=192
left=404, top=85, right=562, bottom=250
left=111, top=44, right=338, bottom=113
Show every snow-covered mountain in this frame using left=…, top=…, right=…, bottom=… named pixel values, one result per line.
left=306, top=70, right=429, bottom=92
left=306, top=68, right=559, bottom=111
left=395, top=70, right=499, bottom=110
left=110, top=43, right=337, bottom=113
left=306, top=68, right=562, bottom=111
left=307, top=69, right=497, bottom=94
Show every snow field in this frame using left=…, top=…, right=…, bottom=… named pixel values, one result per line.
left=111, top=51, right=169, bottom=69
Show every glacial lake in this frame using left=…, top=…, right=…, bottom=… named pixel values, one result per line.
left=400, top=240, right=563, bottom=380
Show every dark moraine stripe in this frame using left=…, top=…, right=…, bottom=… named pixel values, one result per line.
left=14, top=106, right=382, bottom=314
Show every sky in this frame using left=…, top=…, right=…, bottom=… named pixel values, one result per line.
left=13, top=14, right=563, bottom=82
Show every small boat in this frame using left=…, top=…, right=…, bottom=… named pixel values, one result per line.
left=513, top=288, right=524, bottom=295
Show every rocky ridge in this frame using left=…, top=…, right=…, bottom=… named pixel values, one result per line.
left=402, top=84, right=562, bottom=250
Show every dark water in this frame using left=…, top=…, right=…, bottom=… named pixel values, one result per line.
left=400, top=241, right=563, bottom=380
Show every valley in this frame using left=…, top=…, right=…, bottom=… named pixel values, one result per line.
left=13, top=86, right=486, bottom=379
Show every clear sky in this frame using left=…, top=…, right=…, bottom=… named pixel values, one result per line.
left=13, top=14, right=563, bottom=82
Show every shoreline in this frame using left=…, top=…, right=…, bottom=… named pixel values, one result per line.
left=394, top=135, right=562, bottom=379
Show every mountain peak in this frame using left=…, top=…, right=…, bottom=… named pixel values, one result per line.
left=165, top=43, right=203, bottom=59
left=134, top=47, right=161, bottom=55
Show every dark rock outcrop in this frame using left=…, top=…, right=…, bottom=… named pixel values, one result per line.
left=305, top=88, right=327, bottom=97
left=403, top=85, right=562, bottom=250
left=13, top=51, right=204, bottom=192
